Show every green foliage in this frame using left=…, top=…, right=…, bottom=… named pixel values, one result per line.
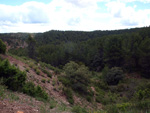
left=135, top=99, right=150, bottom=110
left=49, top=98, right=57, bottom=109
left=0, top=39, right=6, bottom=54
left=136, top=89, right=150, bottom=100
left=26, top=35, right=36, bottom=58
left=35, top=85, right=48, bottom=101
left=63, top=61, right=90, bottom=95
left=116, top=103, right=131, bottom=112
left=0, top=59, right=48, bottom=101
left=72, top=106, right=88, bottom=113
left=25, top=67, right=29, bottom=72
left=104, top=36, right=123, bottom=68
left=41, top=79, right=46, bottom=83
left=0, top=85, right=6, bottom=100
left=95, top=87, right=105, bottom=103
left=42, top=69, right=52, bottom=78
left=58, top=76, right=71, bottom=86
left=106, top=104, right=119, bottom=113
left=23, top=82, right=48, bottom=101
left=35, top=69, right=40, bottom=75
left=139, top=37, right=150, bottom=78
left=135, top=83, right=150, bottom=100
left=63, top=88, right=74, bottom=104
left=103, top=67, right=124, bottom=85
left=0, top=59, right=26, bottom=91
left=23, top=82, right=36, bottom=96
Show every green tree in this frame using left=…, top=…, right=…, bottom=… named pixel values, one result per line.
left=63, top=61, right=90, bottom=94
left=26, top=35, right=36, bottom=59
left=103, top=67, right=124, bottom=85
left=139, top=37, right=150, bottom=78
left=0, top=39, right=6, bottom=54
left=104, top=36, right=123, bottom=68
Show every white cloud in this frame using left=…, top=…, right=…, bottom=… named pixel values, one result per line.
left=0, top=0, right=150, bottom=33
left=0, top=1, right=50, bottom=24
left=64, top=0, right=97, bottom=8
left=106, top=1, right=150, bottom=27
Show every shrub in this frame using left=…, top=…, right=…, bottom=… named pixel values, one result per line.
left=63, top=61, right=90, bottom=95
left=136, top=100, right=150, bottom=110
left=135, top=89, right=150, bottom=100
left=116, top=103, right=131, bottom=112
left=41, top=79, right=46, bottom=83
left=49, top=99, right=57, bottom=109
left=47, top=79, right=50, bottom=83
left=63, top=88, right=74, bottom=104
left=135, top=83, right=150, bottom=100
left=52, top=79, right=56, bottom=86
left=42, top=68, right=52, bottom=78
left=35, top=85, right=48, bottom=100
left=25, top=67, right=29, bottom=72
left=72, top=106, right=88, bottom=113
left=103, top=67, right=124, bottom=85
left=36, top=69, right=40, bottom=75
left=47, top=72, right=52, bottom=78
left=29, top=62, right=34, bottom=68
left=95, top=87, right=105, bottom=103
left=58, top=76, right=70, bottom=86
left=0, top=85, right=6, bottom=100
left=0, top=59, right=26, bottom=91
left=86, top=95, right=92, bottom=102
left=23, top=82, right=36, bottom=97
left=106, top=104, right=119, bottom=113
left=23, top=82, right=48, bottom=101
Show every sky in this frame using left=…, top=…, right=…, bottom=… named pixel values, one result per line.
left=0, top=0, right=150, bottom=33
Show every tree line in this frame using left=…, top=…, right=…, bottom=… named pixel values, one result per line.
left=2, top=26, right=150, bottom=78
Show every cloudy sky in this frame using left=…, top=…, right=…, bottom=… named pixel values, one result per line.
left=0, top=0, right=150, bottom=33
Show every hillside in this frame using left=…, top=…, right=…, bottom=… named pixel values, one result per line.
left=0, top=26, right=150, bottom=113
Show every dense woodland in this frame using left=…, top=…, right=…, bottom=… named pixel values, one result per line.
left=2, top=26, right=150, bottom=78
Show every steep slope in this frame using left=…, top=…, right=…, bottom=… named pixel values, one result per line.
left=0, top=54, right=102, bottom=113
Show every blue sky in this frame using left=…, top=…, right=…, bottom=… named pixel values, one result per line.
left=0, top=0, right=150, bottom=33
left=0, top=0, right=52, bottom=5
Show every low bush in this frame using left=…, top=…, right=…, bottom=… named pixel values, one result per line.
left=63, top=88, right=74, bottom=104
left=106, top=104, right=119, bottom=113
left=116, top=103, right=131, bottom=112
left=135, top=83, right=150, bottom=100
left=135, top=99, right=150, bottom=110
left=0, top=59, right=26, bottom=91
left=41, top=68, right=52, bottom=78
left=72, top=106, right=88, bottom=113
left=0, top=85, right=6, bottom=100
left=41, top=79, right=46, bottom=83
left=35, top=69, right=40, bottom=75
left=58, top=76, right=70, bottom=87
left=23, top=82, right=48, bottom=101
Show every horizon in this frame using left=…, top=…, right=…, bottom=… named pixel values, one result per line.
left=0, top=0, right=150, bottom=33
left=0, top=25, right=149, bottom=34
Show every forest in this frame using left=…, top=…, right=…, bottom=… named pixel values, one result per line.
left=0, top=26, right=150, bottom=112
left=4, top=26, right=150, bottom=78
